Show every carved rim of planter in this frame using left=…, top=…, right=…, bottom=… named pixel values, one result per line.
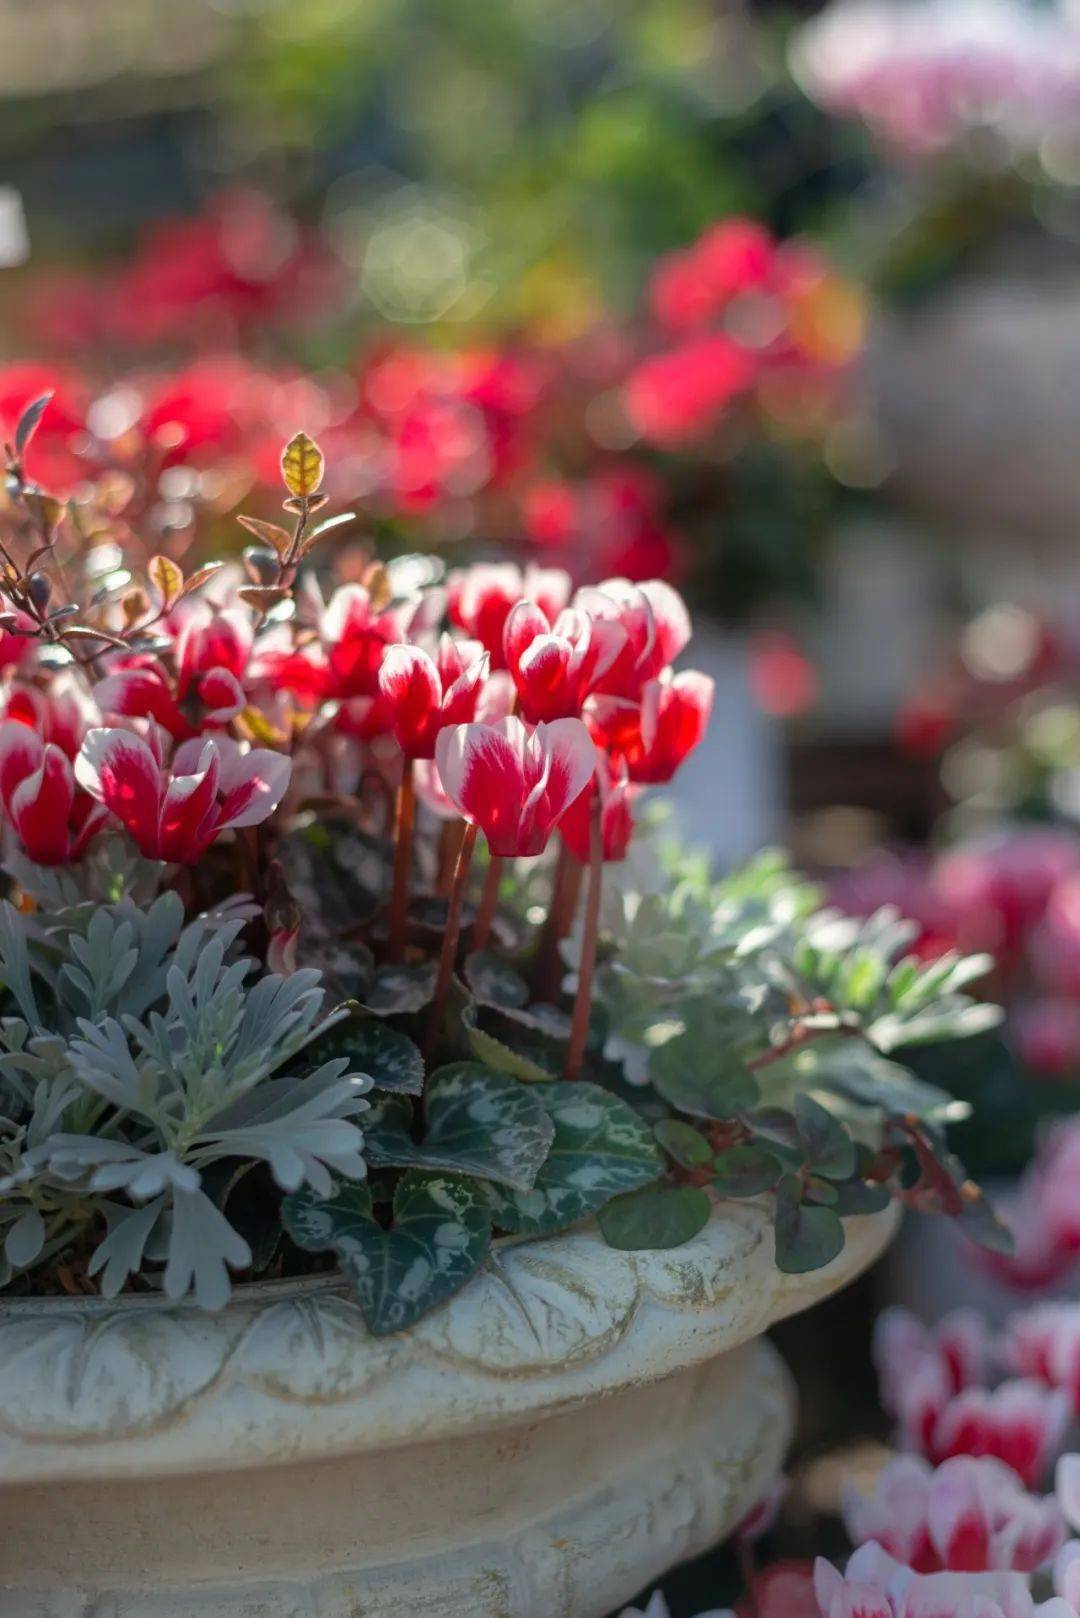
left=0, top=1200, right=899, bottom=1483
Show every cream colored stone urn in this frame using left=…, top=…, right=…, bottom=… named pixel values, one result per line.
left=0, top=1200, right=897, bottom=1618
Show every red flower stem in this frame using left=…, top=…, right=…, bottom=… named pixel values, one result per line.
left=563, top=797, right=603, bottom=1082
left=436, top=819, right=465, bottom=897
left=424, top=821, right=478, bottom=1061
left=387, top=756, right=415, bottom=962
left=472, top=856, right=503, bottom=952
left=534, top=839, right=581, bottom=1001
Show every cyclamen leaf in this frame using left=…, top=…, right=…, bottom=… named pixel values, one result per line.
left=364, top=962, right=437, bottom=1016
left=283, top=1172, right=490, bottom=1336
left=309, top=1015, right=424, bottom=1096
left=598, top=1184, right=711, bottom=1251
left=461, top=1002, right=560, bottom=1082
left=481, top=1082, right=664, bottom=1236
left=464, top=951, right=529, bottom=1010
left=774, top=1175, right=845, bottom=1274
left=364, top=1065, right=554, bottom=1192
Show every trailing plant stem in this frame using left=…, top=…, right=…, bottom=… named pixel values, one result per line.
left=564, top=797, right=603, bottom=1082
left=387, top=757, right=415, bottom=962
left=424, top=822, right=478, bottom=1060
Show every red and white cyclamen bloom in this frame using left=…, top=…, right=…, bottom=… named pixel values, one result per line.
left=0, top=720, right=108, bottom=866
left=503, top=598, right=626, bottom=724
left=376, top=636, right=489, bottom=759
left=434, top=714, right=595, bottom=857
left=75, top=727, right=290, bottom=864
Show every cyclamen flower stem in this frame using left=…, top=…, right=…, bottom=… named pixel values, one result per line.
left=387, top=756, right=415, bottom=962
left=472, top=856, right=503, bottom=952
left=436, top=819, right=466, bottom=896
left=738, top=1539, right=760, bottom=1618
left=424, top=821, right=478, bottom=1061
left=563, top=797, right=603, bottom=1082
left=534, top=840, right=582, bottom=1001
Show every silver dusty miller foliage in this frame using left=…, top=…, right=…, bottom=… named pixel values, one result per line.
left=0, top=886, right=369, bottom=1308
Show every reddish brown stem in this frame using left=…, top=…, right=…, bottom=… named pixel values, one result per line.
left=387, top=757, right=415, bottom=962
left=472, top=856, right=503, bottom=952
left=436, top=819, right=466, bottom=897
left=534, top=839, right=582, bottom=1001
left=424, top=822, right=478, bottom=1060
left=563, top=798, right=603, bottom=1082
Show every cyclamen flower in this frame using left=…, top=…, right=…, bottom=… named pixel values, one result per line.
left=0, top=722, right=108, bottom=866
left=588, top=669, right=714, bottom=784
left=75, top=729, right=290, bottom=864
left=96, top=604, right=254, bottom=741
left=933, top=1383, right=1071, bottom=1491
left=814, top=1541, right=1052, bottom=1618
left=447, top=563, right=571, bottom=668
left=843, top=1455, right=1063, bottom=1576
left=376, top=638, right=488, bottom=759
left=434, top=715, right=595, bottom=857
left=559, top=753, right=634, bottom=864
left=575, top=577, right=692, bottom=701
left=504, top=600, right=625, bottom=723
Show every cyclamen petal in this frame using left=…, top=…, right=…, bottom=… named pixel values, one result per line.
left=0, top=719, right=43, bottom=809
left=76, top=729, right=164, bottom=857
left=9, top=745, right=76, bottom=866
left=215, top=748, right=292, bottom=829
left=435, top=716, right=595, bottom=857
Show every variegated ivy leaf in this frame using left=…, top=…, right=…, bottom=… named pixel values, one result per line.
left=282, top=1171, right=491, bottom=1335
left=307, top=1014, right=424, bottom=1096
left=479, top=1082, right=663, bottom=1236
left=363, top=1064, right=554, bottom=1192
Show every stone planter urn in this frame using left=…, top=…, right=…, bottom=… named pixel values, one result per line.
left=0, top=1200, right=897, bottom=1618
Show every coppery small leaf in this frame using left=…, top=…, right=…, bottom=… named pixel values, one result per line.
left=237, top=514, right=292, bottom=560
left=62, top=625, right=132, bottom=650
left=239, top=586, right=290, bottom=611
left=122, top=588, right=151, bottom=627
left=179, top=561, right=225, bottom=598
left=363, top=563, right=393, bottom=611
left=23, top=492, right=64, bottom=536
left=299, top=510, right=357, bottom=557
left=148, top=554, right=184, bottom=611
left=26, top=572, right=52, bottom=615
left=14, top=393, right=53, bottom=457
left=281, top=432, right=324, bottom=499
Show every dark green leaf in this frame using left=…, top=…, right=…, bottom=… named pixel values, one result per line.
left=364, top=962, right=437, bottom=1016
left=830, top=1178, right=892, bottom=1216
left=308, top=1015, right=423, bottom=1096
left=599, top=1184, right=711, bottom=1251
left=481, top=1082, right=663, bottom=1236
left=654, top=1117, right=713, bottom=1169
left=794, top=1094, right=856, bottom=1180
left=649, top=1034, right=759, bottom=1120
left=464, top=952, right=529, bottom=1009
left=808, top=1040, right=970, bottom=1125
left=364, top=1064, right=553, bottom=1191
left=712, top=1144, right=783, bottom=1198
left=283, top=1172, right=490, bottom=1335
left=774, top=1175, right=845, bottom=1273
left=461, top=1001, right=560, bottom=1082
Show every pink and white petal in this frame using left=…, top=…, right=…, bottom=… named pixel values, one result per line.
left=434, top=721, right=525, bottom=853
left=0, top=720, right=43, bottom=811
left=929, top=1456, right=994, bottom=1572
left=1053, top=1538, right=1080, bottom=1607
left=1058, top=1458, right=1080, bottom=1535
left=815, top=1559, right=848, bottom=1616
left=93, top=667, right=192, bottom=739
left=640, top=579, right=692, bottom=665
left=503, top=599, right=552, bottom=672
left=216, top=749, right=292, bottom=829
left=536, top=717, right=598, bottom=819
left=10, top=745, right=75, bottom=864
left=441, top=651, right=489, bottom=725
left=75, top=729, right=164, bottom=850
left=199, top=667, right=246, bottom=723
